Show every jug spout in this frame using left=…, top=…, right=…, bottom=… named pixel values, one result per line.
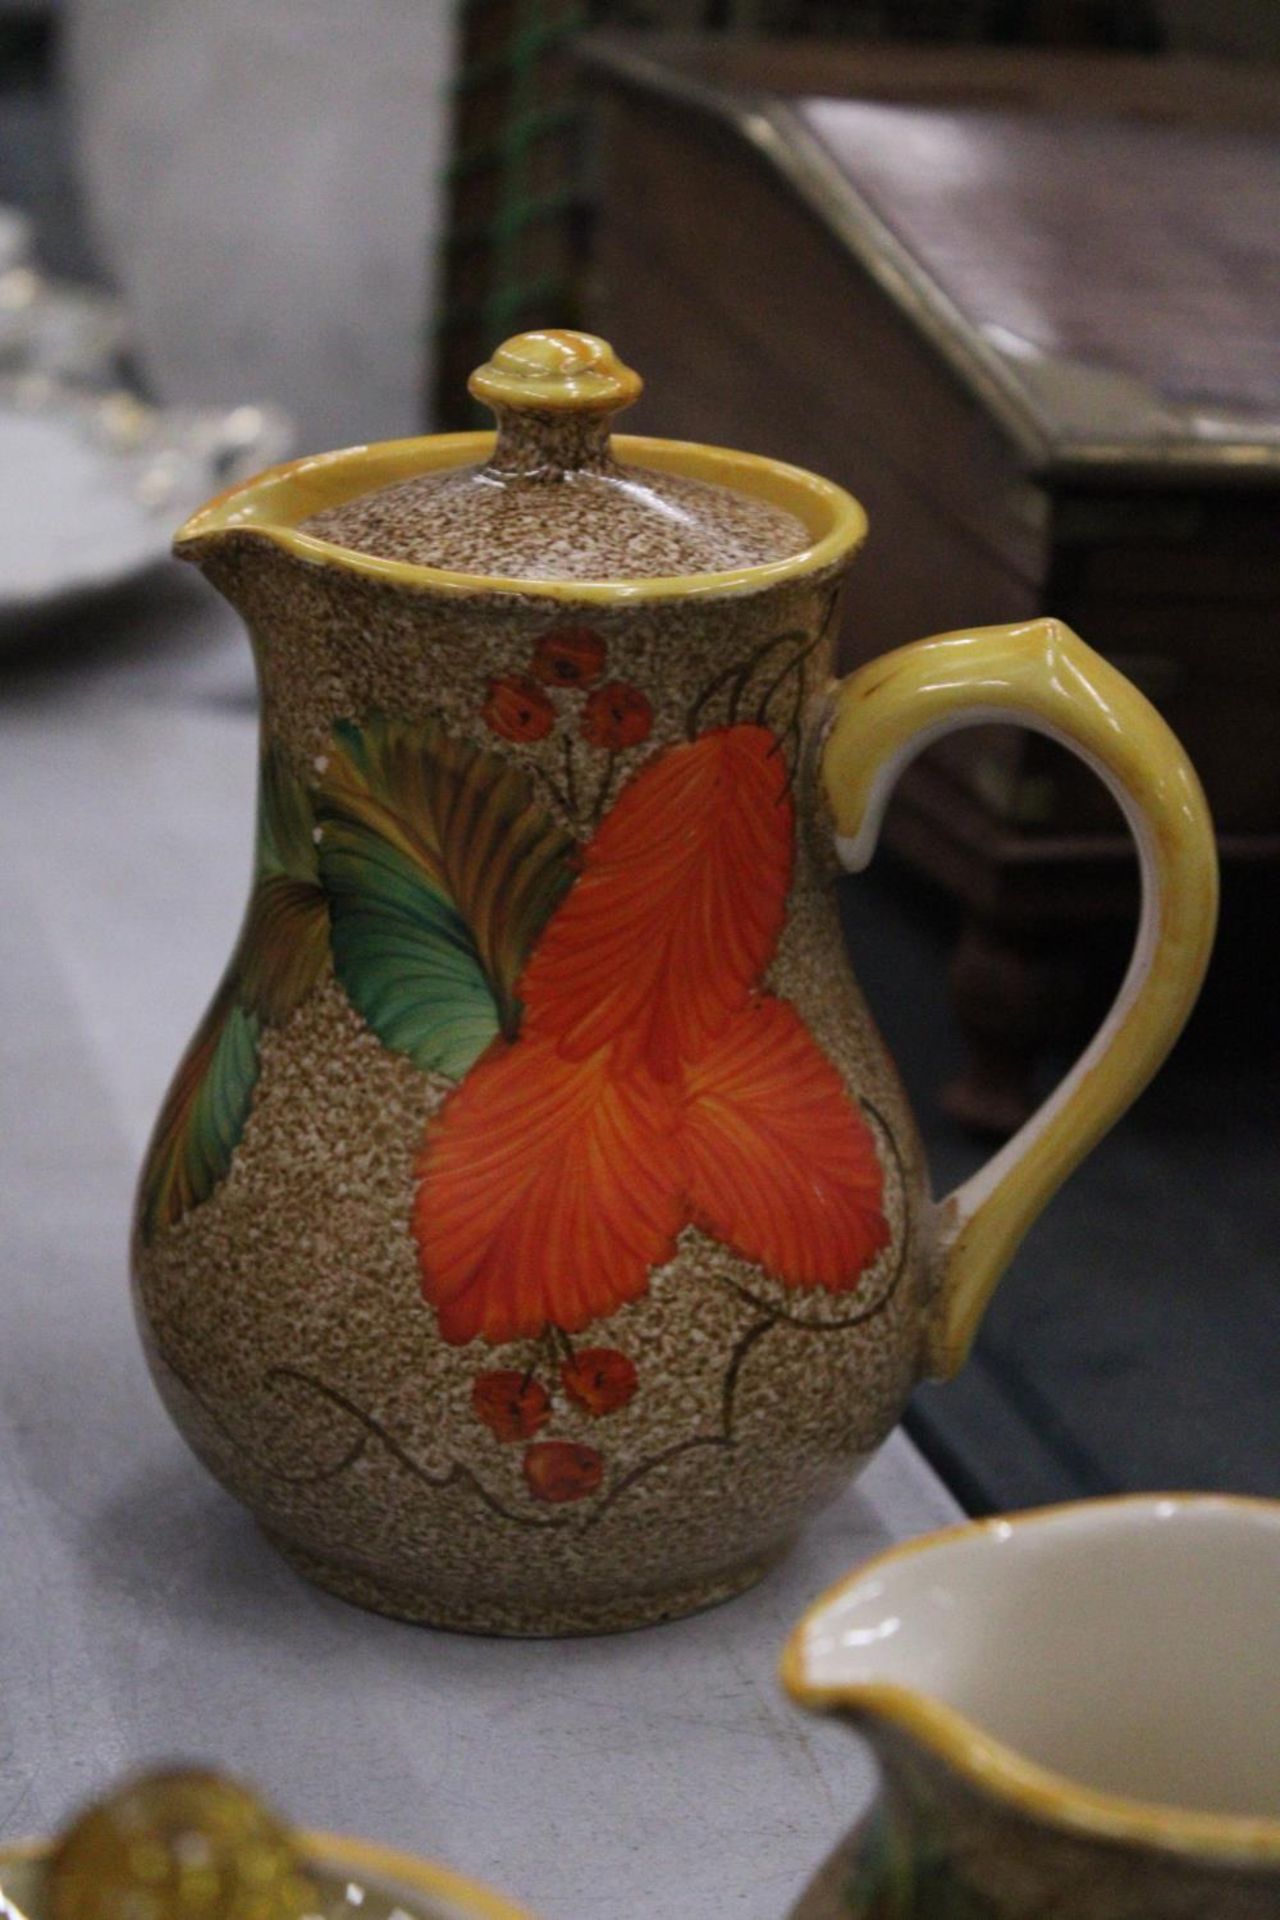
left=784, top=1497, right=1280, bottom=1918
left=170, top=447, right=347, bottom=612
left=168, top=437, right=502, bottom=627
left=171, top=444, right=392, bottom=582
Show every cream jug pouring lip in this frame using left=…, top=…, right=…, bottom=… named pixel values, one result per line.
left=782, top=1493, right=1280, bottom=1866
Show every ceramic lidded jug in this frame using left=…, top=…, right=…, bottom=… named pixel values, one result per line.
left=133, top=331, right=1217, bottom=1634
left=783, top=1496, right=1280, bottom=1918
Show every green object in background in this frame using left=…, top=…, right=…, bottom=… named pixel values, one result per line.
left=436, top=0, right=593, bottom=426
left=430, top=0, right=1170, bottom=425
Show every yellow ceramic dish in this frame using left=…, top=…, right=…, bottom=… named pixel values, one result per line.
left=0, top=1834, right=535, bottom=1920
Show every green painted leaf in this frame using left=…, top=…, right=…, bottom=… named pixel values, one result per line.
left=244, top=747, right=330, bottom=1022
left=258, top=740, right=320, bottom=882
left=846, top=1806, right=998, bottom=1919
left=319, top=824, right=504, bottom=1077
left=239, top=873, right=330, bottom=1024
left=139, top=749, right=329, bottom=1241
left=139, top=984, right=262, bottom=1238
left=315, top=714, right=575, bottom=1078
left=846, top=1801, right=916, bottom=1918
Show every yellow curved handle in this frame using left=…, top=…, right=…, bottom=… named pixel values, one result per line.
left=822, top=618, right=1218, bottom=1380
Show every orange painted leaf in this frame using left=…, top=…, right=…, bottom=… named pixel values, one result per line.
left=520, top=725, right=793, bottom=1081
left=415, top=1038, right=684, bottom=1345
left=681, top=996, right=890, bottom=1290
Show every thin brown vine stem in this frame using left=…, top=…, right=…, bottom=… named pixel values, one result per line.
left=159, top=1349, right=371, bottom=1487
left=685, top=660, right=747, bottom=740
left=818, top=579, right=842, bottom=640
left=584, top=1310, right=779, bottom=1521
left=728, top=628, right=813, bottom=728
left=779, top=666, right=810, bottom=796
left=714, top=1264, right=902, bottom=1336
left=754, top=632, right=822, bottom=736
left=253, top=1291, right=790, bottom=1537
left=720, top=1311, right=779, bottom=1439
left=685, top=627, right=812, bottom=739
left=561, top=732, right=580, bottom=820
left=710, top=1093, right=913, bottom=1334
left=758, top=647, right=814, bottom=796
left=590, top=750, right=617, bottom=826
left=263, top=1364, right=564, bottom=1531
left=861, top=1093, right=909, bottom=1197
left=589, top=1434, right=729, bottom=1520
left=533, top=765, right=573, bottom=818
left=194, top=1256, right=886, bottom=1542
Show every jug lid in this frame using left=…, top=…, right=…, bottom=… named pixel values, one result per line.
left=299, top=330, right=813, bottom=583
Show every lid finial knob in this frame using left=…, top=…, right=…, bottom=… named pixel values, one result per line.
left=469, top=330, right=642, bottom=416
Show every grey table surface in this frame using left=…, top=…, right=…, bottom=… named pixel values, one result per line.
left=0, top=569, right=961, bottom=1920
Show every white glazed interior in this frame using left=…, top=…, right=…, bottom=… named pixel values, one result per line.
left=797, top=1497, right=1280, bottom=1821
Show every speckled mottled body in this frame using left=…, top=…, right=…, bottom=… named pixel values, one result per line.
left=131, top=535, right=934, bottom=1634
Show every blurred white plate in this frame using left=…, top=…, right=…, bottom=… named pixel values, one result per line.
left=0, top=375, right=292, bottom=633
left=0, top=206, right=31, bottom=275
left=0, top=266, right=128, bottom=382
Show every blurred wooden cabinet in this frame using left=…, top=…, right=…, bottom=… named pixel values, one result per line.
left=580, top=34, right=1280, bottom=1127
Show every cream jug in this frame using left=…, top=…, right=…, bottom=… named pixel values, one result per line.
left=784, top=1495, right=1280, bottom=1917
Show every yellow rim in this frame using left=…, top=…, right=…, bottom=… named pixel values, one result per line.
left=301, top=1833, right=534, bottom=1919
left=173, top=431, right=868, bottom=604
left=0, top=1831, right=535, bottom=1920
left=780, top=1493, right=1280, bottom=1865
